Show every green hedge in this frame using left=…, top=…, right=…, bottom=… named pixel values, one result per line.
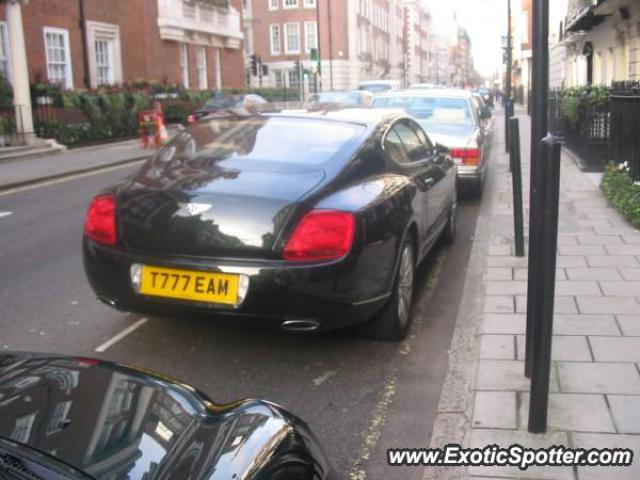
left=559, top=85, right=609, bottom=125
left=601, top=162, right=640, bottom=229
left=32, top=84, right=300, bottom=147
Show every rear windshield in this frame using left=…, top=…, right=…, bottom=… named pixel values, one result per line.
left=203, top=96, right=240, bottom=109
left=372, top=96, right=475, bottom=126
left=158, top=116, right=365, bottom=166
left=312, top=92, right=362, bottom=105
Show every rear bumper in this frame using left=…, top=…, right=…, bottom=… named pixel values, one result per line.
left=456, top=165, right=482, bottom=185
left=83, top=239, right=390, bottom=331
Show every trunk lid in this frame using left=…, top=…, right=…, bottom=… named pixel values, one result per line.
left=118, top=160, right=325, bottom=258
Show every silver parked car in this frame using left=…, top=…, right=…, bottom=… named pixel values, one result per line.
left=371, top=89, right=491, bottom=196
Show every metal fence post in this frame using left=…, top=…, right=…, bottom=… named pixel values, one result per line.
left=528, top=137, right=561, bottom=434
left=510, top=117, right=525, bottom=257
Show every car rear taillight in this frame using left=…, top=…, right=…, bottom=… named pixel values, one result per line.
left=283, top=210, right=355, bottom=262
left=85, top=194, right=117, bottom=246
left=450, top=148, right=480, bottom=165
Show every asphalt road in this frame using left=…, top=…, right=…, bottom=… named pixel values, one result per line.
left=0, top=164, right=481, bottom=479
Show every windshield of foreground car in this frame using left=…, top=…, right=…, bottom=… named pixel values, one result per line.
left=371, top=96, right=475, bottom=126
left=156, top=117, right=365, bottom=166
left=0, top=436, right=91, bottom=480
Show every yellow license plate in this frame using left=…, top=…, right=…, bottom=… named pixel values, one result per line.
left=139, top=265, right=239, bottom=306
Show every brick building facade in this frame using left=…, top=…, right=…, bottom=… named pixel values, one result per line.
left=0, top=0, right=246, bottom=91
left=248, top=0, right=406, bottom=91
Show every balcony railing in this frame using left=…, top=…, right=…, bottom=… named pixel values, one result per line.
left=157, top=0, right=242, bottom=48
left=565, top=0, right=607, bottom=33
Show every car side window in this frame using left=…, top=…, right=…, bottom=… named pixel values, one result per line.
left=383, top=127, right=409, bottom=164
left=408, top=121, right=433, bottom=150
left=394, top=121, right=428, bottom=163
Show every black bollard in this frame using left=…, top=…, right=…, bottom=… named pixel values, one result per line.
left=509, top=118, right=525, bottom=257
left=528, top=137, right=561, bottom=434
left=525, top=0, right=550, bottom=379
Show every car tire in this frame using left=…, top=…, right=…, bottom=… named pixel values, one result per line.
left=440, top=197, right=457, bottom=245
left=359, top=239, right=415, bottom=341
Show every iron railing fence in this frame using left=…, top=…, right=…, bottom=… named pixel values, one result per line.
left=548, top=89, right=610, bottom=171
left=610, top=81, right=640, bottom=180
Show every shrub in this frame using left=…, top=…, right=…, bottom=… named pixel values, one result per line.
left=31, top=83, right=302, bottom=146
left=601, top=162, right=640, bottom=229
left=560, top=85, right=610, bottom=125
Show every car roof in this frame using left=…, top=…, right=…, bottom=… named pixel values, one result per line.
left=373, top=88, right=475, bottom=99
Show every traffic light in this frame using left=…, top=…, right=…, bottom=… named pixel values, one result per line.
left=250, top=54, right=258, bottom=76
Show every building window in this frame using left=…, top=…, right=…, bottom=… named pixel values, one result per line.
left=270, top=24, right=281, bottom=55
left=47, top=401, right=72, bottom=435
left=269, top=0, right=278, bottom=10
left=94, top=39, right=113, bottom=85
left=11, top=414, right=35, bottom=443
left=288, top=68, right=300, bottom=90
left=285, top=23, right=300, bottom=54
left=197, top=46, right=208, bottom=89
left=86, top=22, right=122, bottom=88
left=283, top=0, right=299, bottom=8
left=304, top=0, right=316, bottom=7
left=304, top=21, right=317, bottom=53
left=0, top=22, right=10, bottom=81
left=274, top=70, right=284, bottom=88
left=180, top=43, right=190, bottom=88
left=44, top=27, right=73, bottom=89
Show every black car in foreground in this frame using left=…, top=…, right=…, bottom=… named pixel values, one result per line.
left=83, top=108, right=457, bottom=340
left=0, top=353, right=333, bottom=479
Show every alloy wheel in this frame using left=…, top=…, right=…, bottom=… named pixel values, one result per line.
left=397, top=244, right=414, bottom=328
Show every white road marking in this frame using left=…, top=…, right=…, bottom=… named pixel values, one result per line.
left=0, top=160, right=145, bottom=197
left=0, top=211, right=12, bottom=218
left=95, top=317, right=148, bottom=353
left=313, top=370, right=336, bottom=387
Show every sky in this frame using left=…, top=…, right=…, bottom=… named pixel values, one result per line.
left=425, top=0, right=508, bottom=79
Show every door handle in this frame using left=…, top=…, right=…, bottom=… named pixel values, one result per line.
left=421, top=177, right=435, bottom=188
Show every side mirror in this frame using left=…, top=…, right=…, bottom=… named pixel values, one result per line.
left=435, top=143, right=450, bottom=154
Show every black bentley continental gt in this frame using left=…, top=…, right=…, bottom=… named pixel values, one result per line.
left=0, top=352, right=333, bottom=479
left=83, top=108, right=457, bottom=340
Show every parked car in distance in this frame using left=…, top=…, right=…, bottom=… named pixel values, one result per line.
left=0, top=352, right=334, bottom=479
left=408, top=83, right=445, bottom=90
left=187, top=93, right=268, bottom=124
left=310, top=90, right=373, bottom=106
left=83, top=108, right=457, bottom=341
left=357, top=79, right=400, bottom=94
left=371, top=89, right=491, bottom=196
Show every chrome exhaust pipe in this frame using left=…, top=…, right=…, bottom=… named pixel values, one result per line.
left=281, top=319, right=321, bottom=332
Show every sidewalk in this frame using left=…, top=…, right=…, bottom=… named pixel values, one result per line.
left=426, top=109, right=640, bottom=479
left=0, top=138, right=152, bottom=190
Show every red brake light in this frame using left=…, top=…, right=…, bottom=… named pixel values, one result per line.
left=283, top=210, right=355, bottom=262
left=450, top=148, right=480, bottom=165
left=85, top=194, right=117, bottom=246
